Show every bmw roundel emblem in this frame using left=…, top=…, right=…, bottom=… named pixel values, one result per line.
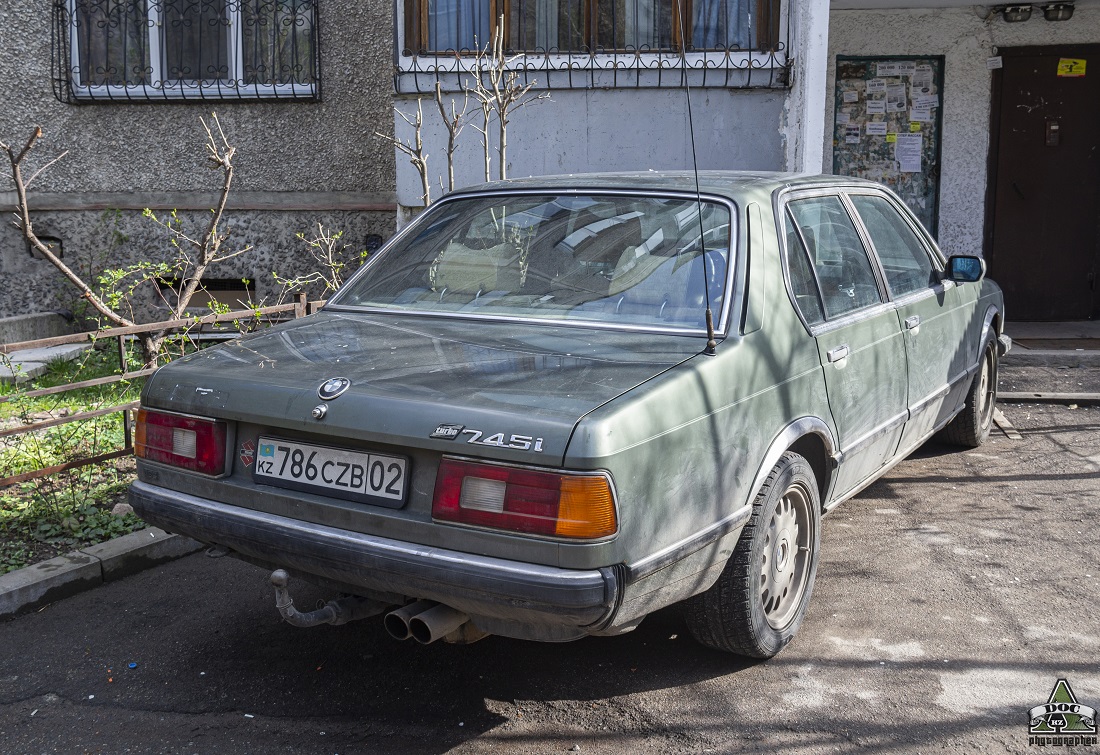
left=318, top=377, right=351, bottom=401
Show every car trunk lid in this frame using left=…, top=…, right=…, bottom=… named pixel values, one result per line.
left=142, top=311, right=706, bottom=465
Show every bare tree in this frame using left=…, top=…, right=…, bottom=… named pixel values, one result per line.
left=139, top=113, right=252, bottom=363
left=2, top=114, right=251, bottom=367
left=377, top=99, right=431, bottom=206
left=469, top=18, right=551, bottom=181
left=435, top=81, right=470, bottom=193
left=377, top=19, right=549, bottom=206
left=2, top=128, right=132, bottom=330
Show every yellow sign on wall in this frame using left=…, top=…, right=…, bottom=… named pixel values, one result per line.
left=1057, top=58, right=1086, bottom=77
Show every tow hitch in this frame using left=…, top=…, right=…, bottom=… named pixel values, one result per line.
left=269, top=569, right=386, bottom=628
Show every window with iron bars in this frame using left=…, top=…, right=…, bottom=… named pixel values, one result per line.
left=52, top=0, right=320, bottom=103
left=402, top=0, right=781, bottom=55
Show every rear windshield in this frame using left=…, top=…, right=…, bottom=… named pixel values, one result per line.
left=331, top=193, right=733, bottom=333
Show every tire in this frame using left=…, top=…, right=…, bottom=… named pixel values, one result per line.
left=937, top=335, right=997, bottom=448
left=684, top=452, right=822, bottom=658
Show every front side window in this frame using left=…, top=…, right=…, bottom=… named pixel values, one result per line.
left=849, top=194, right=938, bottom=298
left=407, top=0, right=777, bottom=54
left=54, top=0, right=320, bottom=102
left=786, top=196, right=882, bottom=319
left=332, top=194, right=733, bottom=333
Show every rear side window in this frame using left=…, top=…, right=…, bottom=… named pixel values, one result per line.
left=786, top=196, right=882, bottom=319
left=850, top=194, right=937, bottom=297
left=783, top=213, right=825, bottom=325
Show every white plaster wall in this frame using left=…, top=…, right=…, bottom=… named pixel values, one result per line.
left=826, top=5, right=1100, bottom=256
left=394, top=88, right=787, bottom=207
left=784, top=0, right=831, bottom=173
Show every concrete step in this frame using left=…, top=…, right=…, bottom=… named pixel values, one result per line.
left=0, top=342, right=93, bottom=384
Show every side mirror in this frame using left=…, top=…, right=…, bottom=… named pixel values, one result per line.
left=947, top=255, right=986, bottom=283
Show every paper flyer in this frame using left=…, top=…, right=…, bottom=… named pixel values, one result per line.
left=912, top=64, right=934, bottom=89
left=877, top=61, right=917, bottom=77
left=895, top=133, right=922, bottom=172
left=886, top=84, right=908, bottom=112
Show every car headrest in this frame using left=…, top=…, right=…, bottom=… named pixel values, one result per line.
left=434, top=241, right=522, bottom=295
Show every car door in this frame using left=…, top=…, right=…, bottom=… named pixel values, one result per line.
left=846, top=192, right=977, bottom=455
left=784, top=193, right=909, bottom=501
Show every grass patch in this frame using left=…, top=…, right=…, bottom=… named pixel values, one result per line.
left=1, top=342, right=148, bottom=574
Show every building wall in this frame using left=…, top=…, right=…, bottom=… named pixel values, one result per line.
left=826, top=4, right=1100, bottom=257
left=393, top=87, right=788, bottom=208
left=0, top=0, right=397, bottom=321
left=392, top=0, right=832, bottom=209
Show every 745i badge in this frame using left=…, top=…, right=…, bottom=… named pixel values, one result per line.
left=430, top=424, right=543, bottom=452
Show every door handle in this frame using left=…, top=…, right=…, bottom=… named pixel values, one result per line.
left=905, top=315, right=921, bottom=330
left=827, top=344, right=850, bottom=363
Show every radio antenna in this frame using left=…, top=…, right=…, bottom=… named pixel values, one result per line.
left=676, top=0, right=718, bottom=355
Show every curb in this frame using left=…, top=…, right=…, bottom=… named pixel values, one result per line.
left=1002, top=349, right=1100, bottom=367
left=999, top=391, right=1100, bottom=406
left=0, top=528, right=203, bottom=619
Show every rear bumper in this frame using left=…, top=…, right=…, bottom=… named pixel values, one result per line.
left=129, top=481, right=619, bottom=634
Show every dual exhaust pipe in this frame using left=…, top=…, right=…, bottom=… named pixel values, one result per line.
left=384, top=599, right=486, bottom=645
left=270, top=569, right=484, bottom=644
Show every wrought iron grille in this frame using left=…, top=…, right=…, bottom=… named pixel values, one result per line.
left=396, top=0, right=789, bottom=93
left=52, top=0, right=321, bottom=103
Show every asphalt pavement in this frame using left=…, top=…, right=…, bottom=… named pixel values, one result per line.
left=0, top=388, right=1097, bottom=753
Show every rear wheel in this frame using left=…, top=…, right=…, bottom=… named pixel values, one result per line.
left=938, top=336, right=997, bottom=448
left=685, top=452, right=821, bottom=658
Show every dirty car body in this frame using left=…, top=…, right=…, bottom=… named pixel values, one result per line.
left=130, top=172, right=1008, bottom=657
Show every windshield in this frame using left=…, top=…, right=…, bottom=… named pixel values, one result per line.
left=331, top=193, right=733, bottom=332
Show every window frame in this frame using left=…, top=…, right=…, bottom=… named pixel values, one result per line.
left=782, top=210, right=827, bottom=327
left=56, top=0, right=320, bottom=102
left=777, top=186, right=896, bottom=334
left=401, top=0, right=783, bottom=57
left=844, top=191, right=943, bottom=301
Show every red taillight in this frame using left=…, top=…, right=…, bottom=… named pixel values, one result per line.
left=432, top=458, right=617, bottom=539
left=135, top=409, right=228, bottom=476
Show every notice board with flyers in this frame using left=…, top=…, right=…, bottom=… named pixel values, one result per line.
left=832, top=55, right=945, bottom=237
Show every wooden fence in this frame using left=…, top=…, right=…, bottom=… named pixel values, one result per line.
left=0, top=294, right=324, bottom=488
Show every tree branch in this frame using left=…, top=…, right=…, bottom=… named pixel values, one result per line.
left=1, top=129, right=134, bottom=329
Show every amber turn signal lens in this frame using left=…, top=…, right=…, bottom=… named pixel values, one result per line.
left=555, top=476, right=617, bottom=538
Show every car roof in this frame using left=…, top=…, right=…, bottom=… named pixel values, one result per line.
left=445, top=171, right=886, bottom=202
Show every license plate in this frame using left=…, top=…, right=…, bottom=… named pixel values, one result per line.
left=253, top=437, right=408, bottom=508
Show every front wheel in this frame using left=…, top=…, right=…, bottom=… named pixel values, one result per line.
left=938, top=336, right=997, bottom=448
left=684, top=452, right=822, bottom=658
